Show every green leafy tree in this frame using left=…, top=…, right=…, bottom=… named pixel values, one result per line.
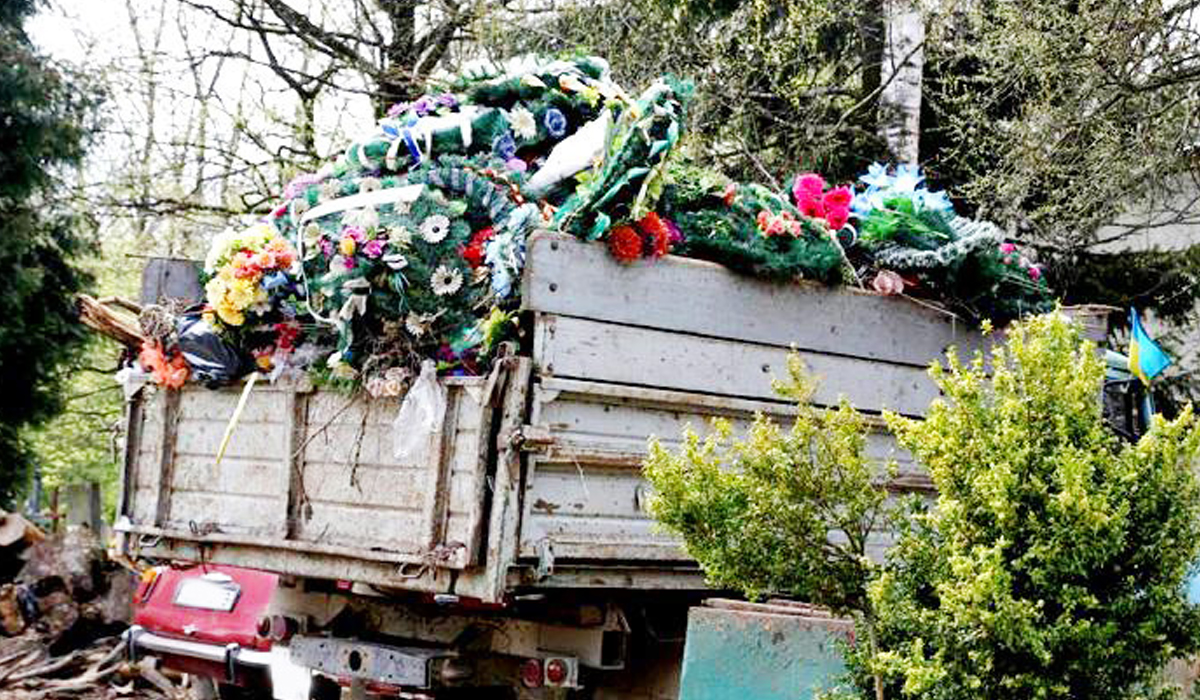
left=867, top=313, right=1200, bottom=699
left=0, top=0, right=101, bottom=508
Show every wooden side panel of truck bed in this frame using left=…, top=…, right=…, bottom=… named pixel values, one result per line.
left=516, top=234, right=979, bottom=570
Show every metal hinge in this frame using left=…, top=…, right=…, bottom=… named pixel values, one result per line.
left=515, top=425, right=555, bottom=452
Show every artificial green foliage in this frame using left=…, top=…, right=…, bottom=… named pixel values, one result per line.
left=667, top=174, right=847, bottom=283
left=0, top=2, right=101, bottom=507
left=863, top=313, right=1200, bottom=699
left=644, top=353, right=897, bottom=611
left=555, top=76, right=690, bottom=238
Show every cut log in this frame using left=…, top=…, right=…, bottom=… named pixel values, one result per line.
left=77, top=294, right=145, bottom=348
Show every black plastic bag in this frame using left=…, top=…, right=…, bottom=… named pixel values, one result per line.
left=176, top=314, right=247, bottom=386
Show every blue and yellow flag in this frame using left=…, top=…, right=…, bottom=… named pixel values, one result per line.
left=1129, top=308, right=1171, bottom=386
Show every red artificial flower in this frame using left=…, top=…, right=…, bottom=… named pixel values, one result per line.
left=825, top=205, right=850, bottom=231
left=460, top=227, right=495, bottom=268
left=607, top=225, right=643, bottom=263
left=723, top=182, right=738, bottom=206
left=636, top=212, right=672, bottom=258
left=823, top=186, right=853, bottom=210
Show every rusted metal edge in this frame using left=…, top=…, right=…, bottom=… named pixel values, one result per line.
left=115, top=523, right=459, bottom=569
left=536, top=377, right=894, bottom=429
left=118, top=390, right=145, bottom=521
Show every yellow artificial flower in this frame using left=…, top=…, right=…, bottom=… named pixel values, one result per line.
left=339, top=236, right=356, bottom=257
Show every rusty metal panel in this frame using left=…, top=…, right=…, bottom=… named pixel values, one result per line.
left=679, top=600, right=853, bottom=700
left=140, top=257, right=204, bottom=306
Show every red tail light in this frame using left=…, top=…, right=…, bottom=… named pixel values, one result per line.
left=519, top=658, right=543, bottom=688
left=545, top=658, right=568, bottom=685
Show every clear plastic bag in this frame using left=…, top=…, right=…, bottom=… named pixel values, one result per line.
left=393, top=360, right=447, bottom=465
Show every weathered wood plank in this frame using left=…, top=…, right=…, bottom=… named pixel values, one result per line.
left=534, top=314, right=936, bottom=416
left=523, top=232, right=980, bottom=367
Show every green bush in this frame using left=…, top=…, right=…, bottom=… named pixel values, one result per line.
left=646, top=312, right=1200, bottom=699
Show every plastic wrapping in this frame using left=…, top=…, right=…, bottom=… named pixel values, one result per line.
left=393, top=360, right=447, bottom=465
left=176, top=314, right=246, bottom=385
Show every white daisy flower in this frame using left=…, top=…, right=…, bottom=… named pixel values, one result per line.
left=509, top=105, right=537, bottom=140
left=430, top=265, right=464, bottom=296
left=291, top=197, right=311, bottom=217
left=420, top=215, right=451, bottom=243
left=358, top=176, right=382, bottom=194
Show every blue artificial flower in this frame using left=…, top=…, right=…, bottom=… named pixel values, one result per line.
left=892, top=163, right=924, bottom=193
left=544, top=108, right=568, bottom=139
left=261, top=270, right=289, bottom=291
left=860, top=162, right=892, bottom=189
left=381, top=122, right=400, bottom=139
left=851, top=185, right=885, bottom=216
left=492, top=132, right=516, bottom=162
left=918, top=189, right=953, bottom=213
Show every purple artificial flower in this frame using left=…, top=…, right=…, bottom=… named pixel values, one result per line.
left=544, top=108, right=567, bottom=139
left=386, top=102, right=407, bottom=118
left=665, top=217, right=684, bottom=244
left=363, top=239, right=385, bottom=259
left=505, top=157, right=528, bottom=173
left=435, top=93, right=458, bottom=110
left=411, top=96, right=433, bottom=116
left=493, top=132, right=517, bottom=161
left=320, top=238, right=334, bottom=258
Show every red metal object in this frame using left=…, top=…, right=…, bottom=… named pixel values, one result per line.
left=519, top=658, right=543, bottom=688
left=133, top=563, right=278, bottom=651
left=545, top=658, right=568, bottom=685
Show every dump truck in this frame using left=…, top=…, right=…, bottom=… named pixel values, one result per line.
left=115, top=232, right=1034, bottom=699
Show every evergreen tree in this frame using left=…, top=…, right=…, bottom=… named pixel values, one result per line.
left=0, top=0, right=101, bottom=508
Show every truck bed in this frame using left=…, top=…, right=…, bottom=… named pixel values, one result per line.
left=116, top=233, right=982, bottom=603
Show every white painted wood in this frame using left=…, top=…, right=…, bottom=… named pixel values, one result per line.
left=523, top=233, right=981, bottom=366
left=534, top=314, right=936, bottom=416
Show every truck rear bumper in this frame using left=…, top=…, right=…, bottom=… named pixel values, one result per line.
left=123, top=625, right=311, bottom=700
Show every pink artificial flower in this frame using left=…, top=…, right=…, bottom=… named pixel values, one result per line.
left=792, top=173, right=826, bottom=204
left=825, top=205, right=850, bottom=231
left=272, top=204, right=288, bottom=218
left=798, top=198, right=826, bottom=219
left=320, top=239, right=334, bottom=258
left=363, top=239, right=385, bottom=259
left=342, top=225, right=366, bottom=243
left=999, top=242, right=1017, bottom=254
left=823, top=186, right=853, bottom=210
left=1028, top=265, right=1042, bottom=281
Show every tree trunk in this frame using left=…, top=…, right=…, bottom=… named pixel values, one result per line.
left=878, top=0, right=924, bottom=164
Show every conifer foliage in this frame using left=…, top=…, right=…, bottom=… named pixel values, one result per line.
left=0, top=0, right=99, bottom=507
